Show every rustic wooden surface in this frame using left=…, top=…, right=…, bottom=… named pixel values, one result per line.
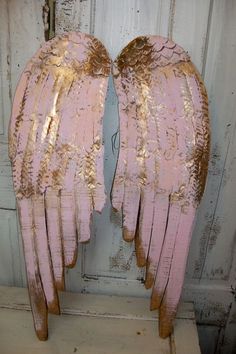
left=0, top=286, right=201, bottom=354
left=0, top=1, right=236, bottom=353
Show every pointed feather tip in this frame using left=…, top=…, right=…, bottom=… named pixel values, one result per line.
left=159, top=324, right=172, bottom=339
left=134, top=237, right=146, bottom=267
left=123, top=227, right=135, bottom=242
left=144, top=260, right=155, bottom=290
left=47, top=296, right=60, bottom=315
left=34, top=316, right=48, bottom=341
left=36, top=328, right=48, bottom=341
left=111, top=204, right=121, bottom=213
left=55, top=279, right=65, bottom=292
left=136, top=257, right=146, bottom=268
left=158, top=305, right=174, bottom=339
left=64, top=256, right=78, bottom=269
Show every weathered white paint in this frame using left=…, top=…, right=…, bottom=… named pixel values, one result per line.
left=201, top=1, right=236, bottom=281
left=187, top=0, right=236, bottom=282
left=55, top=0, right=93, bottom=34
left=0, top=0, right=236, bottom=353
left=170, top=0, right=212, bottom=73
left=197, top=325, right=221, bottom=354
left=92, top=0, right=171, bottom=59
left=0, top=140, right=15, bottom=210
left=0, top=1, right=11, bottom=135
left=0, top=211, right=22, bottom=286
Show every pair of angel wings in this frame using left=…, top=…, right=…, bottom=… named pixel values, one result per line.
left=9, top=32, right=111, bottom=340
left=112, top=36, right=210, bottom=338
left=9, top=32, right=209, bottom=340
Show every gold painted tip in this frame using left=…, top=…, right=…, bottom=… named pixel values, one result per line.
left=55, top=279, right=65, bottom=292
left=123, top=228, right=135, bottom=242
left=65, top=252, right=78, bottom=268
left=159, top=317, right=173, bottom=338
left=112, top=206, right=120, bottom=213
left=144, top=277, right=153, bottom=290
left=136, top=257, right=146, bottom=268
left=134, top=237, right=147, bottom=267
left=48, top=301, right=60, bottom=315
left=144, top=265, right=154, bottom=289
left=159, top=326, right=171, bottom=339
left=159, top=304, right=175, bottom=338
left=65, top=261, right=76, bottom=269
left=150, top=291, right=161, bottom=310
left=150, top=302, right=158, bottom=311
left=36, top=328, right=48, bottom=341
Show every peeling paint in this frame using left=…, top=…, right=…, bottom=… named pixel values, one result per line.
left=194, top=213, right=212, bottom=277
left=42, top=1, right=50, bottom=40
left=229, top=310, right=236, bottom=324
left=194, top=214, right=223, bottom=279
left=43, top=0, right=55, bottom=40
left=109, top=242, right=135, bottom=272
left=198, top=301, right=228, bottom=326
left=210, top=267, right=224, bottom=278
left=208, top=217, right=221, bottom=251
left=209, top=143, right=221, bottom=176
left=230, top=285, right=236, bottom=301
left=110, top=208, right=122, bottom=228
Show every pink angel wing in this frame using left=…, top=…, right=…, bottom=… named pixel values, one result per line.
left=112, top=36, right=210, bottom=338
left=9, top=32, right=111, bottom=340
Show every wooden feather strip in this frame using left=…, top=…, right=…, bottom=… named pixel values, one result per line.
left=9, top=32, right=111, bottom=339
left=112, top=35, right=210, bottom=339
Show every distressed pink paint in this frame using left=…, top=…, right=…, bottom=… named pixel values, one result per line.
left=9, top=32, right=111, bottom=340
left=112, top=35, right=210, bottom=338
left=159, top=206, right=196, bottom=337
left=45, top=189, right=64, bottom=290
left=17, top=198, right=48, bottom=340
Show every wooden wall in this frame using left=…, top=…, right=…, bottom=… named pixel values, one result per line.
left=0, top=1, right=235, bottom=352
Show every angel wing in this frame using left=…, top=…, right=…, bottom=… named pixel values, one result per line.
left=112, top=35, right=210, bottom=338
left=9, top=32, right=111, bottom=339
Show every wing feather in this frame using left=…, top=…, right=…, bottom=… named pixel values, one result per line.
left=17, top=198, right=48, bottom=340
left=45, top=188, right=65, bottom=290
left=60, top=189, right=78, bottom=268
left=112, top=61, right=137, bottom=213
left=32, top=195, right=60, bottom=314
left=75, top=180, right=93, bottom=243
left=137, top=187, right=155, bottom=262
left=159, top=206, right=196, bottom=338
left=9, top=32, right=111, bottom=339
left=112, top=35, right=209, bottom=338
left=150, top=203, right=182, bottom=310
left=145, top=193, right=169, bottom=289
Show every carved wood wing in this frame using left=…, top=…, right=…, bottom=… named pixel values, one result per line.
left=9, top=32, right=111, bottom=340
left=112, top=35, right=210, bottom=338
